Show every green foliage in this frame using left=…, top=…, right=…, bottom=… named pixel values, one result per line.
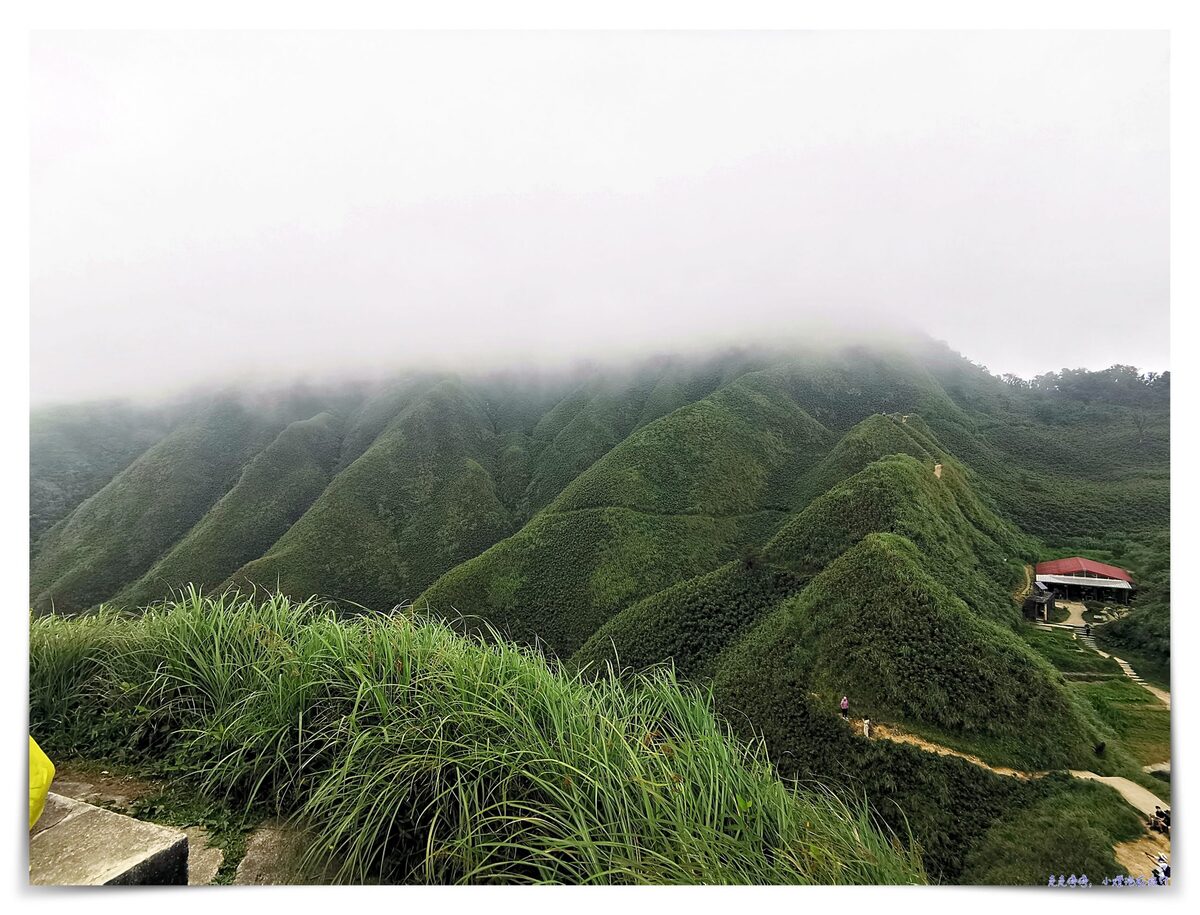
left=29, top=592, right=924, bottom=885
left=765, top=452, right=1034, bottom=622
left=420, top=507, right=784, bottom=655
left=553, top=373, right=832, bottom=515
left=29, top=345, right=1170, bottom=628
left=791, top=412, right=942, bottom=506
left=574, top=421, right=1037, bottom=701
left=233, top=380, right=516, bottom=609
left=951, top=403, right=1169, bottom=543
left=573, top=561, right=806, bottom=680
left=115, top=413, right=344, bottom=608
left=1020, top=627, right=1124, bottom=677
left=1094, top=531, right=1170, bottom=683
left=521, top=362, right=719, bottom=513
left=29, top=399, right=287, bottom=613
left=1069, top=679, right=1171, bottom=769
left=30, top=401, right=173, bottom=544
left=708, top=607, right=1145, bottom=885
left=26, top=342, right=1171, bottom=886
left=959, top=776, right=1144, bottom=885
left=722, top=534, right=1102, bottom=770
left=707, top=607, right=1028, bottom=883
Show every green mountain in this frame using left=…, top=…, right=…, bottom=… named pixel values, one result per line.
left=27, top=340, right=1170, bottom=885
left=30, top=399, right=292, bottom=613
left=416, top=371, right=832, bottom=652
left=230, top=379, right=518, bottom=609
left=572, top=436, right=1035, bottom=681
left=30, top=401, right=173, bottom=543
left=114, top=412, right=344, bottom=609
left=715, top=532, right=1098, bottom=768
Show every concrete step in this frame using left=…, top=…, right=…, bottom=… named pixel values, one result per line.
left=30, top=793, right=188, bottom=885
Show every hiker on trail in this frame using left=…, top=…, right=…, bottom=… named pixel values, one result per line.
left=1150, top=810, right=1170, bottom=837
left=1156, top=854, right=1170, bottom=883
left=1148, top=853, right=1170, bottom=884
left=1150, top=807, right=1170, bottom=836
left=840, top=696, right=849, bottom=719
left=863, top=717, right=871, bottom=739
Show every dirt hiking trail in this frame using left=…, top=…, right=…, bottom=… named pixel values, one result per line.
left=849, top=718, right=1167, bottom=816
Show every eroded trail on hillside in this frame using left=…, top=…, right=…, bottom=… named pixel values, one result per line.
left=848, top=718, right=1167, bottom=816
left=850, top=719, right=1039, bottom=780
left=850, top=714, right=1171, bottom=878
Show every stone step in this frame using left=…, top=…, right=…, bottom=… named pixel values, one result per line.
left=30, top=793, right=188, bottom=885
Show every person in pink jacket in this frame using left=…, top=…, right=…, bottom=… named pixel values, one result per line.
left=840, top=695, right=849, bottom=719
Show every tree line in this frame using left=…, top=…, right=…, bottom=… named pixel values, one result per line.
left=999, top=365, right=1170, bottom=406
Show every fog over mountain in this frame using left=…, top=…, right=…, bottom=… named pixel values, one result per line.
left=31, top=30, right=1167, bottom=404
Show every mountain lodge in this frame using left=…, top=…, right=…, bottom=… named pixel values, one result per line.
left=1035, top=557, right=1135, bottom=604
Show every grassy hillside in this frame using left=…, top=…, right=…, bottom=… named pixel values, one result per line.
left=790, top=412, right=944, bottom=506
left=708, top=584, right=1140, bottom=884
left=419, top=507, right=783, bottom=655
left=717, top=533, right=1101, bottom=769
left=418, top=374, right=835, bottom=654
left=114, top=413, right=344, bottom=608
left=30, top=401, right=173, bottom=543
left=765, top=453, right=1034, bottom=621
left=29, top=344, right=1170, bottom=622
left=26, top=343, right=1169, bottom=886
left=1091, top=531, right=1171, bottom=687
left=552, top=373, right=832, bottom=515
left=950, top=395, right=1169, bottom=544
left=958, top=776, right=1143, bottom=885
left=574, top=560, right=806, bottom=681
left=29, top=399, right=286, bottom=613
left=29, top=591, right=925, bottom=885
left=574, top=424, right=1034, bottom=678
left=519, top=355, right=749, bottom=514
left=232, top=380, right=516, bottom=608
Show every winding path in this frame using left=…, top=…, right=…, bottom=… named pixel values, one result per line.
left=852, top=719, right=1166, bottom=815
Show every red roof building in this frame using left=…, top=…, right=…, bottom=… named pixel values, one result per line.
left=1034, top=557, right=1134, bottom=604
left=1035, top=557, right=1133, bottom=584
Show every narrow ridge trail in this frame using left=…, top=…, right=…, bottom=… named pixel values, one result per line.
left=848, top=718, right=1167, bottom=816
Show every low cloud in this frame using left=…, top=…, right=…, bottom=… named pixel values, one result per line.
left=31, top=31, right=1168, bottom=404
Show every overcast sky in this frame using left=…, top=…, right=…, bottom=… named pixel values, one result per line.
left=31, top=31, right=1168, bottom=404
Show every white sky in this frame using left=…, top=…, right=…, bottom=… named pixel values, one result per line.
left=30, top=30, right=1168, bottom=404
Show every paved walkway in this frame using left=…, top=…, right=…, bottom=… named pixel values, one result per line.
left=1057, top=599, right=1089, bottom=627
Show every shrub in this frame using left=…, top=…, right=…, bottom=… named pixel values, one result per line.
left=29, top=590, right=924, bottom=886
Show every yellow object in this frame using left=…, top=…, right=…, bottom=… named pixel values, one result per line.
left=29, top=737, right=55, bottom=829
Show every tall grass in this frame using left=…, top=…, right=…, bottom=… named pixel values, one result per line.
left=29, top=589, right=924, bottom=885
